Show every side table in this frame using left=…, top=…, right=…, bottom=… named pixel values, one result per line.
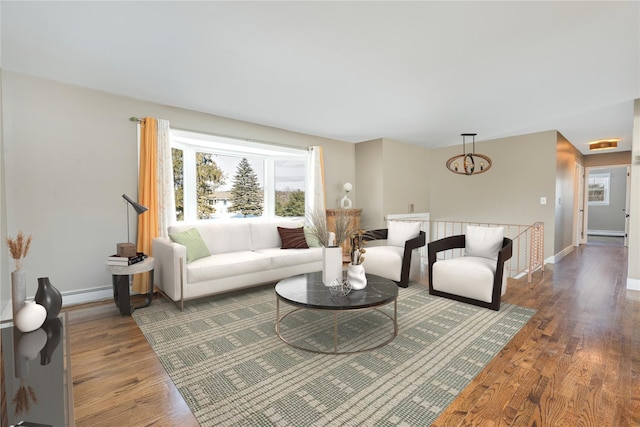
left=105, top=257, right=154, bottom=315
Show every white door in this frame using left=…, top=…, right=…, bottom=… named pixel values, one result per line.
left=624, top=166, right=631, bottom=247
left=575, top=164, right=586, bottom=246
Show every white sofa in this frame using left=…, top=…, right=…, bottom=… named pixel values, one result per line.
left=152, top=220, right=324, bottom=309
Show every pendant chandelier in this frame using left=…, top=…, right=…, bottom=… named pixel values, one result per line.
left=446, top=133, right=492, bottom=175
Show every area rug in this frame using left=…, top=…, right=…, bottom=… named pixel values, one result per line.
left=133, top=283, right=536, bottom=426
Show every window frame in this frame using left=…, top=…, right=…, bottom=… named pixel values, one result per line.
left=171, top=129, right=308, bottom=222
left=588, top=172, right=611, bottom=206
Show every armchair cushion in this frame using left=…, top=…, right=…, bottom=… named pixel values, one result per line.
left=465, top=225, right=504, bottom=260
left=432, top=256, right=505, bottom=303
left=362, top=246, right=420, bottom=283
left=387, top=221, right=421, bottom=247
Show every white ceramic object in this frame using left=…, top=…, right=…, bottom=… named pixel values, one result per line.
left=347, top=263, right=367, bottom=290
left=322, top=246, right=343, bottom=286
left=340, top=195, right=352, bottom=209
left=14, top=301, right=47, bottom=333
left=17, top=327, right=48, bottom=360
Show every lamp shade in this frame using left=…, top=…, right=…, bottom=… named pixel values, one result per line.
left=122, top=194, right=148, bottom=215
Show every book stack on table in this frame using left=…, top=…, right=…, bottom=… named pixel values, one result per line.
left=107, top=252, right=148, bottom=266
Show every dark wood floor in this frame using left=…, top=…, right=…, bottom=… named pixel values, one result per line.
left=66, top=243, right=639, bottom=426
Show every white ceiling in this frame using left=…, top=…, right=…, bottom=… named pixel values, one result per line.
left=2, top=1, right=639, bottom=154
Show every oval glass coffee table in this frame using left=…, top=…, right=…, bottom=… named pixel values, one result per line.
left=275, top=271, right=398, bottom=354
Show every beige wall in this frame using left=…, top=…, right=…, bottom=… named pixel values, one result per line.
left=429, top=131, right=558, bottom=259
left=0, top=71, right=7, bottom=313
left=584, top=150, right=632, bottom=167
left=0, top=71, right=355, bottom=307
left=382, top=138, right=430, bottom=219
left=555, top=133, right=584, bottom=255
left=355, top=138, right=430, bottom=229
left=355, top=139, right=384, bottom=228
left=628, top=99, right=640, bottom=290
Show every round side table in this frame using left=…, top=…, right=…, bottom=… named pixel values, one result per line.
left=106, top=257, right=154, bottom=315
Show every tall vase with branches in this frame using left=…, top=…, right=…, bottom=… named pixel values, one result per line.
left=6, top=231, right=32, bottom=320
left=306, top=209, right=359, bottom=285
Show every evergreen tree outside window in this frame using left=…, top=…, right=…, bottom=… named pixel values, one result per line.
left=196, top=152, right=226, bottom=219
left=172, top=148, right=184, bottom=221
left=228, top=158, right=264, bottom=217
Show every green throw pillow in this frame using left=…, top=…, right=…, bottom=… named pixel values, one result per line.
left=169, top=228, right=210, bottom=263
left=303, top=226, right=321, bottom=247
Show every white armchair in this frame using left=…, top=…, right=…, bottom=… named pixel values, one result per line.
left=361, top=221, right=426, bottom=288
left=427, top=226, right=513, bottom=311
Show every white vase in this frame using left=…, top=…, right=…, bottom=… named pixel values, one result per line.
left=340, top=195, right=352, bottom=209
left=347, top=263, right=367, bottom=290
left=14, top=301, right=47, bottom=333
left=11, top=269, right=27, bottom=320
left=322, top=246, right=343, bottom=286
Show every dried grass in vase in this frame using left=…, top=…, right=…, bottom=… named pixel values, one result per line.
left=306, top=209, right=359, bottom=247
left=6, top=231, right=32, bottom=270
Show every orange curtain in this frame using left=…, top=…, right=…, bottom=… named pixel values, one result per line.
left=133, top=117, right=159, bottom=293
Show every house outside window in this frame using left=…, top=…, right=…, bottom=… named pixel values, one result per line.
left=171, top=130, right=307, bottom=222
left=588, top=173, right=610, bottom=206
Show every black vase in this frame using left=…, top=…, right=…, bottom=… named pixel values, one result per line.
left=40, top=317, right=63, bottom=365
left=35, top=277, right=62, bottom=319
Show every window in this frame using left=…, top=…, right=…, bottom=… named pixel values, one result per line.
left=588, top=173, right=610, bottom=206
left=171, top=130, right=307, bottom=222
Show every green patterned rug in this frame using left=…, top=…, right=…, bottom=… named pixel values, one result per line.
left=133, top=283, right=535, bottom=426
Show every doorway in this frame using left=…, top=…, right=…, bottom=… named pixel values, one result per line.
left=584, top=165, right=629, bottom=247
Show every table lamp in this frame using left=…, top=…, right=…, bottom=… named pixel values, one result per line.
left=117, top=194, right=148, bottom=257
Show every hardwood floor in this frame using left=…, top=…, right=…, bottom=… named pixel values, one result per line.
left=66, top=243, right=639, bottom=426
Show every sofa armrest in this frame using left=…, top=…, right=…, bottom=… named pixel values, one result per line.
left=362, top=228, right=425, bottom=288
left=427, top=235, right=465, bottom=289
left=152, top=237, right=187, bottom=303
left=491, top=237, right=513, bottom=304
left=397, top=230, right=426, bottom=287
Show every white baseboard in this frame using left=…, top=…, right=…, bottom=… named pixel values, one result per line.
left=587, top=229, right=625, bottom=237
left=546, top=245, right=574, bottom=264
left=627, top=278, right=640, bottom=291
left=1, top=287, right=113, bottom=321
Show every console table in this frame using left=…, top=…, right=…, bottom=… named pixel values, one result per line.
left=1, top=313, right=75, bottom=426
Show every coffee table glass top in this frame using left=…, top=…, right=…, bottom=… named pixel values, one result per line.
left=275, top=271, right=398, bottom=310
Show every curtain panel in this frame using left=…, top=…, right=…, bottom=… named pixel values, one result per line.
left=133, top=117, right=173, bottom=292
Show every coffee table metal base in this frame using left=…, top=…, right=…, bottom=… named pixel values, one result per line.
left=275, top=296, right=398, bottom=355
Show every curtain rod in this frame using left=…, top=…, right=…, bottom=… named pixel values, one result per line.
left=129, top=116, right=145, bottom=123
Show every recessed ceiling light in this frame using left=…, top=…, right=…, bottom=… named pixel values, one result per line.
left=588, top=139, right=619, bottom=151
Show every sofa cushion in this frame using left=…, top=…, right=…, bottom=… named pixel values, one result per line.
left=277, top=226, right=309, bottom=249
left=256, top=247, right=322, bottom=268
left=250, top=220, right=304, bottom=250
left=186, top=251, right=271, bottom=283
left=432, top=256, right=502, bottom=303
left=465, top=226, right=504, bottom=260
left=168, top=228, right=210, bottom=263
left=387, top=221, right=421, bottom=247
left=169, top=222, right=253, bottom=254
